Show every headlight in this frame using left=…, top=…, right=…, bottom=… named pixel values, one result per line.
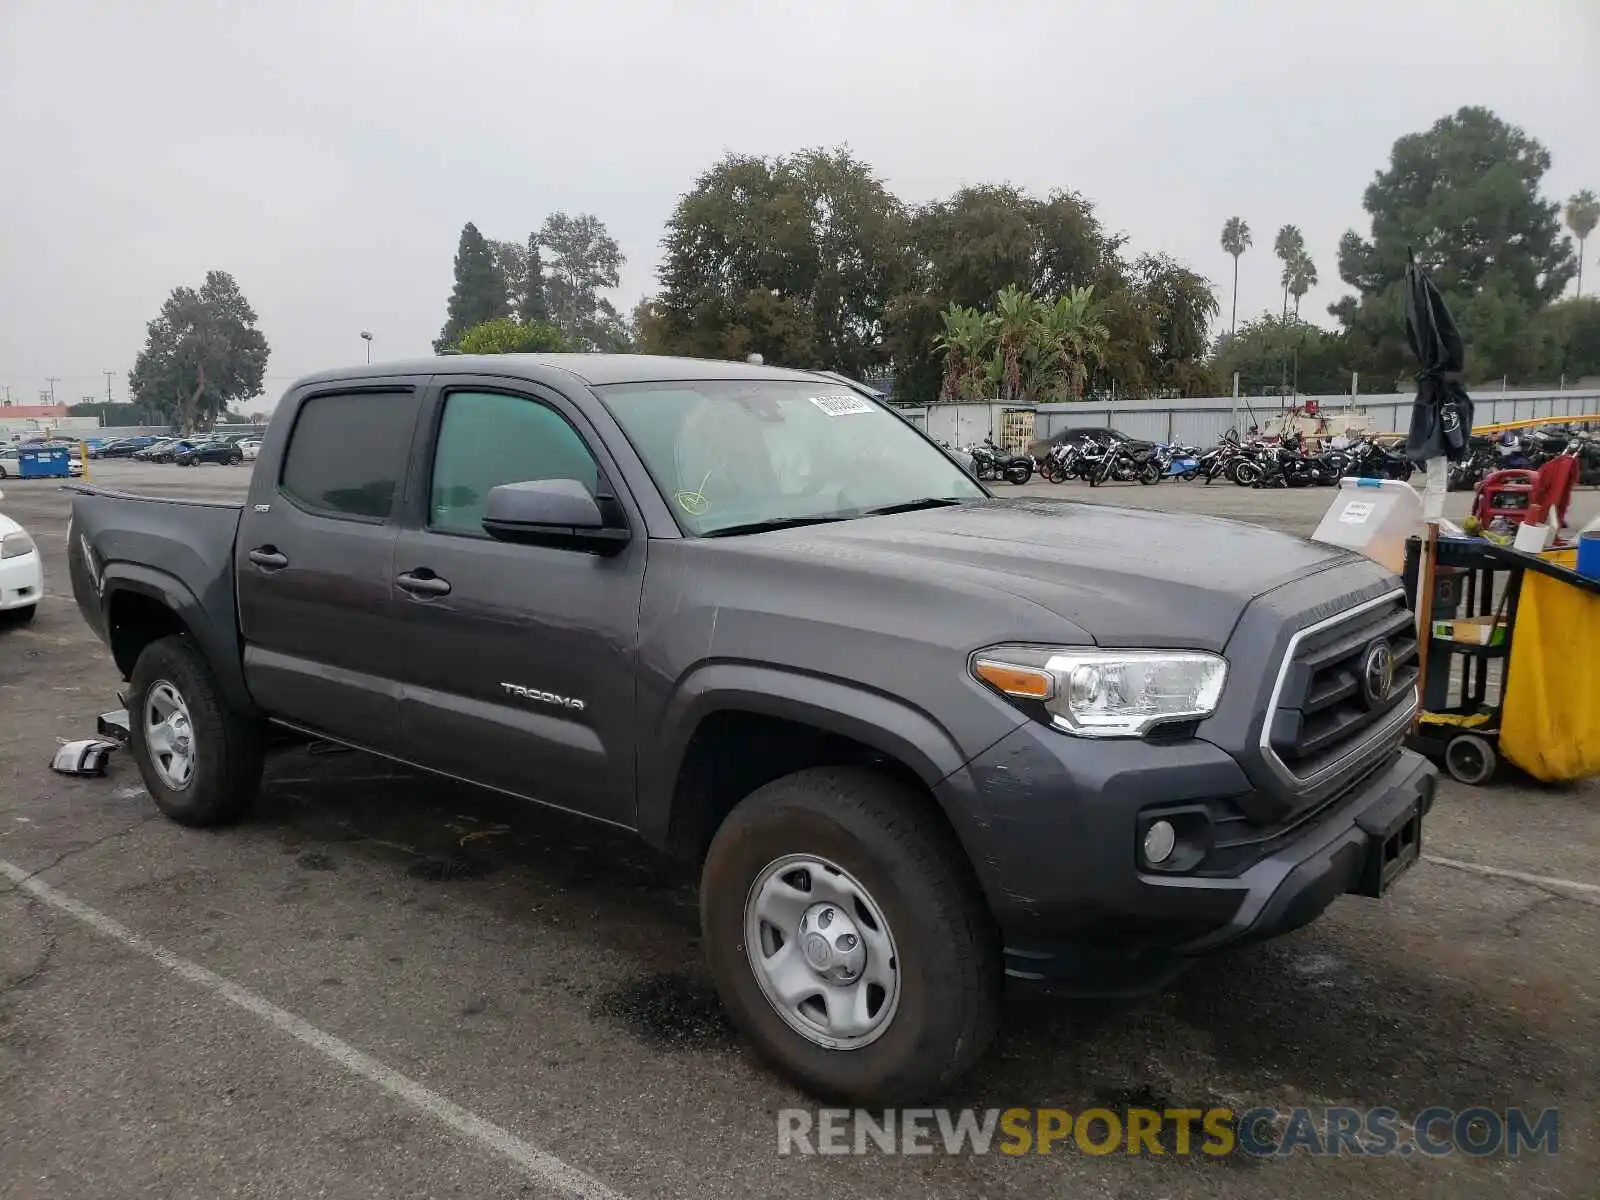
left=1, top=532, right=36, bottom=560
left=972, top=646, right=1228, bottom=737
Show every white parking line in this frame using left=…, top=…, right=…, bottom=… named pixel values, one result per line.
left=1424, top=854, right=1600, bottom=902
left=0, top=857, right=626, bottom=1200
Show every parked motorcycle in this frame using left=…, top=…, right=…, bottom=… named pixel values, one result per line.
left=1251, top=434, right=1346, bottom=488
left=1342, top=437, right=1415, bottom=481
left=1091, top=441, right=1162, bottom=486
left=964, top=439, right=1034, bottom=485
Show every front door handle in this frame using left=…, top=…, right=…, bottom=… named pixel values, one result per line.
left=248, top=547, right=288, bottom=570
left=395, top=570, right=451, bottom=597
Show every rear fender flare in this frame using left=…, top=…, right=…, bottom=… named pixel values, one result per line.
left=99, top=563, right=256, bottom=714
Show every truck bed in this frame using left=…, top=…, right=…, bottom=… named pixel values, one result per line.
left=66, top=484, right=251, bottom=708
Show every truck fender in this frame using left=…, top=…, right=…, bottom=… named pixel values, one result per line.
left=98, top=563, right=257, bottom=714
left=638, top=662, right=975, bottom=847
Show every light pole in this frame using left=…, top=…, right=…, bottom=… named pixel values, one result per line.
left=360, top=330, right=373, bottom=363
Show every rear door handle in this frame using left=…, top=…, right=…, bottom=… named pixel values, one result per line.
left=248, top=547, right=288, bottom=570
left=395, top=570, right=451, bottom=597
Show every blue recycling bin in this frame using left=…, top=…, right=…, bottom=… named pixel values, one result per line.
left=18, top=446, right=71, bottom=478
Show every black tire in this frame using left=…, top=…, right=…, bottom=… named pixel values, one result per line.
left=1234, top=461, right=1264, bottom=487
left=1005, top=462, right=1032, bottom=486
left=1443, top=733, right=1497, bottom=786
left=230, top=453, right=243, bottom=465
left=1138, top=462, right=1161, bottom=485
left=128, top=634, right=264, bottom=826
left=700, top=766, right=1001, bottom=1104
left=1, top=603, right=36, bottom=626
left=1040, top=460, right=1065, bottom=484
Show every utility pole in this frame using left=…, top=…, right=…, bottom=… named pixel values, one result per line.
left=103, top=370, right=114, bottom=403
left=45, top=377, right=59, bottom=405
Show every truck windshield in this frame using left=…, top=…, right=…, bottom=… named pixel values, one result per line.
left=596, top=380, right=986, bottom=536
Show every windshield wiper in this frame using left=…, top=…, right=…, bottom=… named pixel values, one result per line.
left=858, top=497, right=968, bottom=516
left=701, top=515, right=848, bottom=538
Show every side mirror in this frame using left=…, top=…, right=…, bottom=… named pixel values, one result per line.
left=481, top=479, right=630, bottom=555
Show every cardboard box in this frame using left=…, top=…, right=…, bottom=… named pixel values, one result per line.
left=1432, top=615, right=1506, bottom=646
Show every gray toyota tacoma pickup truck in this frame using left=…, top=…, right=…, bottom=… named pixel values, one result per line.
left=68, top=355, right=1436, bottom=1102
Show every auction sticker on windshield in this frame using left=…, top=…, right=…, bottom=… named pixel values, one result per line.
left=1338, top=501, right=1375, bottom=524
left=810, top=394, right=876, bottom=417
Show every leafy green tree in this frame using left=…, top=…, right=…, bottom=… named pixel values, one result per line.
left=1528, top=297, right=1600, bottom=381
left=886, top=184, right=1114, bottom=400
left=1210, top=313, right=1352, bottom=396
left=1131, top=253, right=1221, bottom=394
left=1565, top=190, right=1598, bottom=298
left=436, top=222, right=510, bottom=352
left=521, top=236, right=550, bottom=324
left=456, top=317, right=572, bottom=354
left=1332, top=107, right=1576, bottom=385
left=128, top=270, right=269, bottom=434
left=655, top=148, right=910, bottom=374
left=68, top=401, right=151, bottom=425
left=1220, top=217, right=1252, bottom=335
left=539, top=212, right=626, bottom=350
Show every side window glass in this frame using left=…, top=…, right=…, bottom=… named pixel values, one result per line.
left=429, top=391, right=599, bottom=535
left=280, top=392, right=416, bottom=520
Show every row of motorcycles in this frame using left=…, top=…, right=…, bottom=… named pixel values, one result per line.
left=1446, top=427, right=1600, bottom=491
left=955, top=425, right=1598, bottom=491
left=1036, top=429, right=1414, bottom=489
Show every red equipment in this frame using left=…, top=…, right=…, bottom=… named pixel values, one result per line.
left=1472, top=469, right=1537, bottom=528
left=1526, top=455, right=1578, bottom=529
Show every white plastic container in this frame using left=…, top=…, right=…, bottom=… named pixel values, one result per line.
left=1310, top=477, right=1424, bottom=576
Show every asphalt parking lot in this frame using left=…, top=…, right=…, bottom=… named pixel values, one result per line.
left=2, top=460, right=1595, bottom=1199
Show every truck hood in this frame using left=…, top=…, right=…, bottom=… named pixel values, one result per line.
left=736, top=497, right=1364, bottom=650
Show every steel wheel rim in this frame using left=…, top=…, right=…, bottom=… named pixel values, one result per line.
left=144, top=681, right=196, bottom=791
left=743, top=853, right=901, bottom=1051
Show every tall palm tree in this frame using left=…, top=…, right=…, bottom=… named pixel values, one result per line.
left=1273, top=225, right=1305, bottom=319
left=1220, top=217, right=1252, bottom=337
left=1288, top=251, right=1318, bottom=320
left=1565, top=190, right=1599, bottom=298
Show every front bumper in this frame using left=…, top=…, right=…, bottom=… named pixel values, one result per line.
left=0, top=550, right=42, bottom=611
left=935, top=720, right=1436, bottom=993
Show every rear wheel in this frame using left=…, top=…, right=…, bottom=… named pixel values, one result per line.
left=701, top=766, right=1000, bottom=1103
left=129, top=634, right=264, bottom=826
left=1234, top=460, right=1264, bottom=487
left=1005, top=462, right=1032, bottom=486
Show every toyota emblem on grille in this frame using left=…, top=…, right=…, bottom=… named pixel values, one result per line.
left=1361, top=639, right=1396, bottom=709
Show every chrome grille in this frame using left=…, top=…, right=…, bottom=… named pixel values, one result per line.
left=1261, top=590, right=1417, bottom=790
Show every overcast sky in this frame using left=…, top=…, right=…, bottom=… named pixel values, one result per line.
left=2, top=0, right=1597, bottom=410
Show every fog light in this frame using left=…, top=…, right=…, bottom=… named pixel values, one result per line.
left=1143, top=819, right=1177, bottom=865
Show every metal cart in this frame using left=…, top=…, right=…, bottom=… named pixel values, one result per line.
left=1403, top=536, right=1600, bottom=785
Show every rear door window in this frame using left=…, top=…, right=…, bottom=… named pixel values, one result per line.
left=279, top=391, right=419, bottom=521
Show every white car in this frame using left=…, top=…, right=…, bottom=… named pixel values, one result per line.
left=238, top=438, right=262, bottom=461
left=0, top=488, right=42, bottom=624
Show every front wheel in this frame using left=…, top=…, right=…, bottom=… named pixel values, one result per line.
left=1138, top=462, right=1162, bottom=485
left=1040, top=459, right=1065, bottom=484
left=129, top=634, right=264, bottom=826
left=701, top=767, right=1000, bottom=1103
left=1004, top=462, right=1032, bottom=486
